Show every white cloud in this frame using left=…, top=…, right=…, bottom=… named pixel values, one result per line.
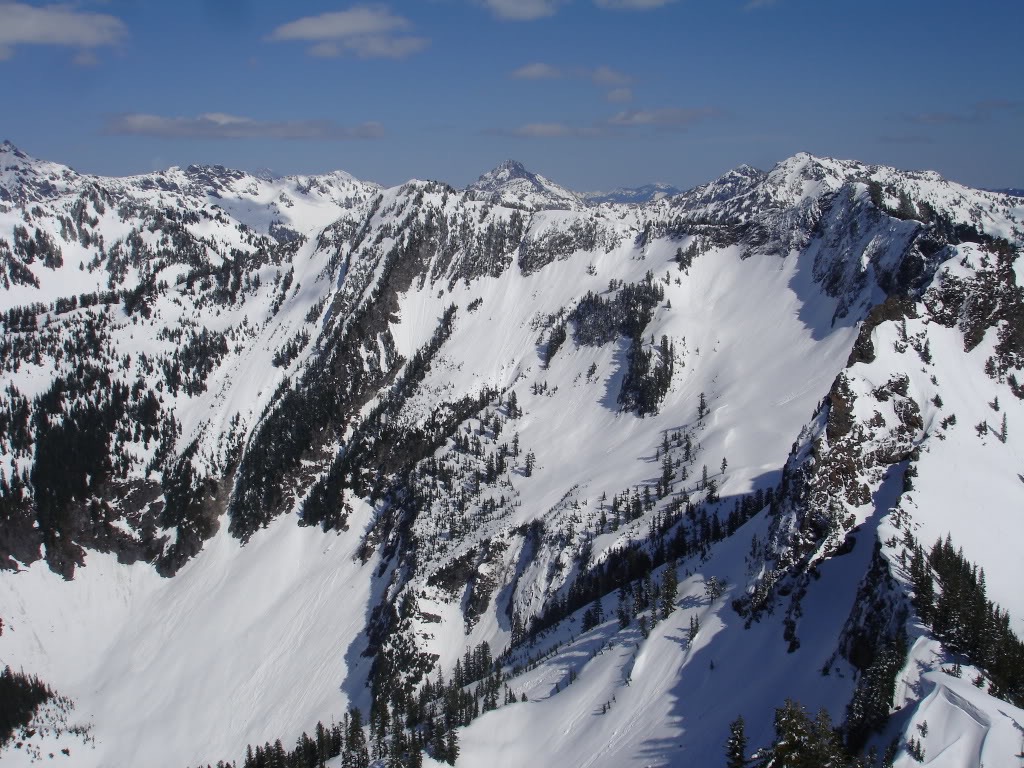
left=594, top=0, right=676, bottom=8
left=0, top=2, right=126, bottom=60
left=481, top=0, right=565, bottom=20
left=513, top=123, right=575, bottom=137
left=590, top=65, right=631, bottom=87
left=492, top=104, right=721, bottom=139
left=511, top=62, right=563, bottom=79
left=269, top=6, right=428, bottom=59
left=608, top=107, right=720, bottom=127
left=510, top=63, right=633, bottom=104
left=105, top=113, right=385, bottom=140
left=486, top=122, right=606, bottom=138
left=270, top=5, right=408, bottom=40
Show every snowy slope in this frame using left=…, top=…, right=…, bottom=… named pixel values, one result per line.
left=1, top=148, right=1023, bottom=768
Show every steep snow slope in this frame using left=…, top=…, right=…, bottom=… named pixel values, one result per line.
left=0, top=504, right=380, bottom=767
left=1, top=148, right=1023, bottom=768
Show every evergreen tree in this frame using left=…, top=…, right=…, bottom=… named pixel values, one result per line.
left=755, top=700, right=845, bottom=768
left=660, top=561, right=678, bottom=619
left=344, top=708, right=369, bottom=768
left=725, top=715, right=748, bottom=768
left=445, top=729, right=459, bottom=766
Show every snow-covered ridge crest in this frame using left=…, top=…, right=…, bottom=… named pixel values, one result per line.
left=664, top=152, right=1024, bottom=241
left=0, top=140, right=379, bottom=238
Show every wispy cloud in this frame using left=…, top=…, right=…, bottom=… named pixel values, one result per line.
left=105, top=113, right=385, bottom=140
left=594, top=0, right=677, bottom=9
left=511, top=123, right=578, bottom=138
left=481, top=0, right=565, bottom=20
left=510, top=63, right=633, bottom=103
left=0, top=2, right=127, bottom=61
left=268, top=5, right=428, bottom=59
left=490, top=105, right=722, bottom=138
left=608, top=107, right=722, bottom=127
left=487, top=122, right=607, bottom=139
left=480, top=0, right=675, bottom=18
left=590, top=65, right=631, bottom=87
left=511, top=63, right=632, bottom=86
left=906, top=100, right=1022, bottom=125
left=511, top=62, right=563, bottom=79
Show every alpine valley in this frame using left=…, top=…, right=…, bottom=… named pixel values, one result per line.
left=1, top=141, right=1023, bottom=768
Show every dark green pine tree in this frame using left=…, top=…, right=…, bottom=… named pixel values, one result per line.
left=660, top=561, right=678, bottom=620
left=725, top=715, right=748, bottom=768
left=344, top=707, right=369, bottom=768
left=755, top=700, right=847, bottom=768
left=445, top=728, right=460, bottom=766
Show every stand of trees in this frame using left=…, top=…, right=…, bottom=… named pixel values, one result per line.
left=0, top=665, right=56, bottom=747
left=728, top=700, right=899, bottom=768
left=909, top=535, right=1024, bottom=706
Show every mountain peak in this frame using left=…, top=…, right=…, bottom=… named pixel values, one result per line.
left=0, top=139, right=29, bottom=160
left=472, top=159, right=537, bottom=188
left=495, top=158, right=529, bottom=175
left=467, top=159, right=583, bottom=211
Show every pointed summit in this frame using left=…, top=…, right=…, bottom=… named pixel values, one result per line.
left=494, top=159, right=529, bottom=176
left=470, top=159, right=538, bottom=189
left=467, top=159, right=584, bottom=211
left=0, top=139, right=28, bottom=160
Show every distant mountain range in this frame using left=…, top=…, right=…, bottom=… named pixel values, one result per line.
left=582, top=183, right=683, bottom=205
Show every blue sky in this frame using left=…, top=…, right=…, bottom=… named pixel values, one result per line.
left=2, top=0, right=1022, bottom=191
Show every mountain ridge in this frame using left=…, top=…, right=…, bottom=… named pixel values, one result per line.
left=0, top=145, right=1022, bottom=768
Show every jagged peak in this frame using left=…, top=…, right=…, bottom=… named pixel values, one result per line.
left=495, top=158, right=529, bottom=175
left=0, top=139, right=31, bottom=162
left=471, top=159, right=538, bottom=188
left=253, top=167, right=282, bottom=182
left=467, top=159, right=583, bottom=211
left=724, top=163, right=764, bottom=179
left=184, top=163, right=247, bottom=182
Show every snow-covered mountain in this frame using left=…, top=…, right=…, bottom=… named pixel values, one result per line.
left=466, top=159, right=586, bottom=211
left=1, top=142, right=1023, bottom=768
left=582, top=182, right=682, bottom=205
